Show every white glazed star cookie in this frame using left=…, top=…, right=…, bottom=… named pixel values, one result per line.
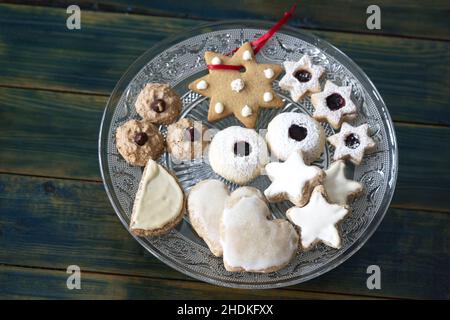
left=264, top=151, right=324, bottom=207
left=323, top=160, right=363, bottom=206
left=279, top=55, right=325, bottom=101
left=286, top=186, right=349, bottom=250
left=311, top=81, right=357, bottom=129
left=327, top=122, right=376, bottom=165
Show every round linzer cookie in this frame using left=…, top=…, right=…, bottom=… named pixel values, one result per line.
left=208, top=126, right=269, bottom=185
left=115, top=119, right=165, bottom=166
left=166, top=118, right=209, bottom=161
left=135, top=83, right=182, bottom=125
left=220, top=186, right=299, bottom=273
left=130, top=159, right=185, bottom=237
left=265, top=112, right=325, bottom=163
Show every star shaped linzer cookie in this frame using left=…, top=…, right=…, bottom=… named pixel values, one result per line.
left=188, top=42, right=283, bottom=128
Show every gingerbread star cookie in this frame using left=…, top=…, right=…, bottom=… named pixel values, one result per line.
left=327, top=122, right=376, bottom=165
left=286, top=186, right=349, bottom=250
left=279, top=55, right=325, bottom=101
left=264, top=151, right=324, bottom=207
left=323, top=160, right=363, bottom=206
left=311, top=80, right=357, bottom=129
left=188, top=42, right=283, bottom=128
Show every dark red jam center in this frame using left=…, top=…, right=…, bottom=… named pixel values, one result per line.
left=345, top=133, right=360, bottom=149
left=151, top=99, right=166, bottom=113
left=288, top=125, right=308, bottom=142
left=293, top=69, right=312, bottom=83
left=233, top=141, right=251, bottom=157
left=184, top=127, right=199, bottom=142
left=326, top=93, right=346, bottom=111
left=134, top=132, right=148, bottom=146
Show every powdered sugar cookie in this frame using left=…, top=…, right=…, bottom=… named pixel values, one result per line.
left=311, top=81, right=357, bottom=129
left=135, top=83, right=182, bottom=125
left=208, top=126, right=269, bottom=185
left=220, top=187, right=299, bottom=272
left=279, top=55, right=325, bottom=101
left=286, top=186, right=349, bottom=250
left=327, top=122, right=376, bottom=165
left=264, top=151, right=324, bottom=207
left=166, top=118, right=209, bottom=161
left=323, top=160, right=363, bottom=206
left=187, top=179, right=229, bottom=257
left=265, top=112, right=325, bottom=163
left=188, top=42, right=283, bottom=128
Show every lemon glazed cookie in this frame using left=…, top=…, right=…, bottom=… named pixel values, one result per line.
left=220, top=187, right=299, bottom=273
left=327, top=122, right=376, bottom=165
left=279, top=55, right=325, bottom=101
left=130, top=159, right=185, bottom=237
left=311, top=80, right=357, bottom=129
left=323, top=160, right=363, bottom=206
left=265, top=112, right=325, bottom=163
left=208, top=126, right=269, bottom=185
left=166, top=118, right=209, bottom=161
left=135, top=83, right=182, bottom=125
left=115, top=119, right=165, bottom=166
left=188, top=42, right=283, bottom=128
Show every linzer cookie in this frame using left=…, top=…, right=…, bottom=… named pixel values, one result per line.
left=188, top=42, right=283, bottom=128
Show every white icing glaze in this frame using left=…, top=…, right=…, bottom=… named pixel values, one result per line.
left=265, top=112, right=325, bottom=163
left=196, top=80, right=208, bottom=90
left=131, top=160, right=183, bottom=230
left=211, top=56, right=221, bottom=65
left=263, top=68, right=274, bottom=79
left=242, top=50, right=252, bottom=61
left=241, top=105, right=252, bottom=117
left=323, top=160, right=363, bottom=205
left=221, top=187, right=299, bottom=272
left=286, top=186, right=349, bottom=249
left=263, top=92, right=273, bottom=102
left=188, top=179, right=229, bottom=257
left=231, top=79, right=245, bottom=92
left=214, top=102, right=224, bottom=114
left=264, top=151, right=323, bottom=206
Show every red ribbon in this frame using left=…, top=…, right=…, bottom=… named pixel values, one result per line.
left=207, top=4, right=297, bottom=71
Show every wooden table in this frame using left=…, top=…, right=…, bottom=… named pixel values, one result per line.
left=0, top=1, right=449, bottom=299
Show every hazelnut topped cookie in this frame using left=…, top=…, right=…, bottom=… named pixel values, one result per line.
left=135, top=83, right=182, bottom=125
left=166, top=118, right=209, bottom=161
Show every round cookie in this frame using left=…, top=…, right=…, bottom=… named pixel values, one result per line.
left=208, top=126, right=269, bottom=185
left=115, top=119, right=165, bottom=166
left=265, top=112, right=325, bottom=163
left=135, top=83, right=182, bottom=125
left=166, top=118, right=209, bottom=161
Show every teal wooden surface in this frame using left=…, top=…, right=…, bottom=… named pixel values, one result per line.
left=0, top=2, right=449, bottom=299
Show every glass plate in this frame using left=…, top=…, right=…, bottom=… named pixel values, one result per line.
left=99, top=21, right=398, bottom=289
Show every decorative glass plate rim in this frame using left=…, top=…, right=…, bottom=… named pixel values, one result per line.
left=99, top=20, right=398, bottom=289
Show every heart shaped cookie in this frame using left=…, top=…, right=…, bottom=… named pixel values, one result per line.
left=220, top=187, right=299, bottom=273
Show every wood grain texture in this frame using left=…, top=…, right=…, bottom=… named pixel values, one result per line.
left=0, top=4, right=449, bottom=125
left=1, top=87, right=449, bottom=211
left=2, top=0, right=449, bottom=40
left=0, top=174, right=448, bottom=299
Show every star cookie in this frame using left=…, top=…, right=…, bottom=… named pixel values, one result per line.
left=311, top=81, right=357, bottom=129
left=279, top=55, right=325, bottom=101
left=286, top=185, right=349, bottom=250
left=327, top=122, right=376, bottom=165
left=264, top=151, right=324, bottom=207
left=323, top=160, right=363, bottom=206
left=188, top=42, right=283, bottom=128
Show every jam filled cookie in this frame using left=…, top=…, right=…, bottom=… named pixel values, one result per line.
left=188, top=42, right=283, bottom=128
left=166, top=118, right=209, bottom=161
left=311, top=81, right=357, bottom=129
left=208, top=126, right=269, bottom=185
left=327, top=122, right=376, bottom=165
left=323, top=160, right=363, bottom=206
left=135, top=83, right=182, bottom=125
left=130, top=159, right=185, bottom=237
left=279, top=55, right=325, bottom=101
left=265, top=112, right=325, bottom=163
left=115, top=119, right=165, bottom=166
left=287, top=186, right=349, bottom=250
left=264, top=151, right=324, bottom=207
left=220, top=187, right=299, bottom=273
